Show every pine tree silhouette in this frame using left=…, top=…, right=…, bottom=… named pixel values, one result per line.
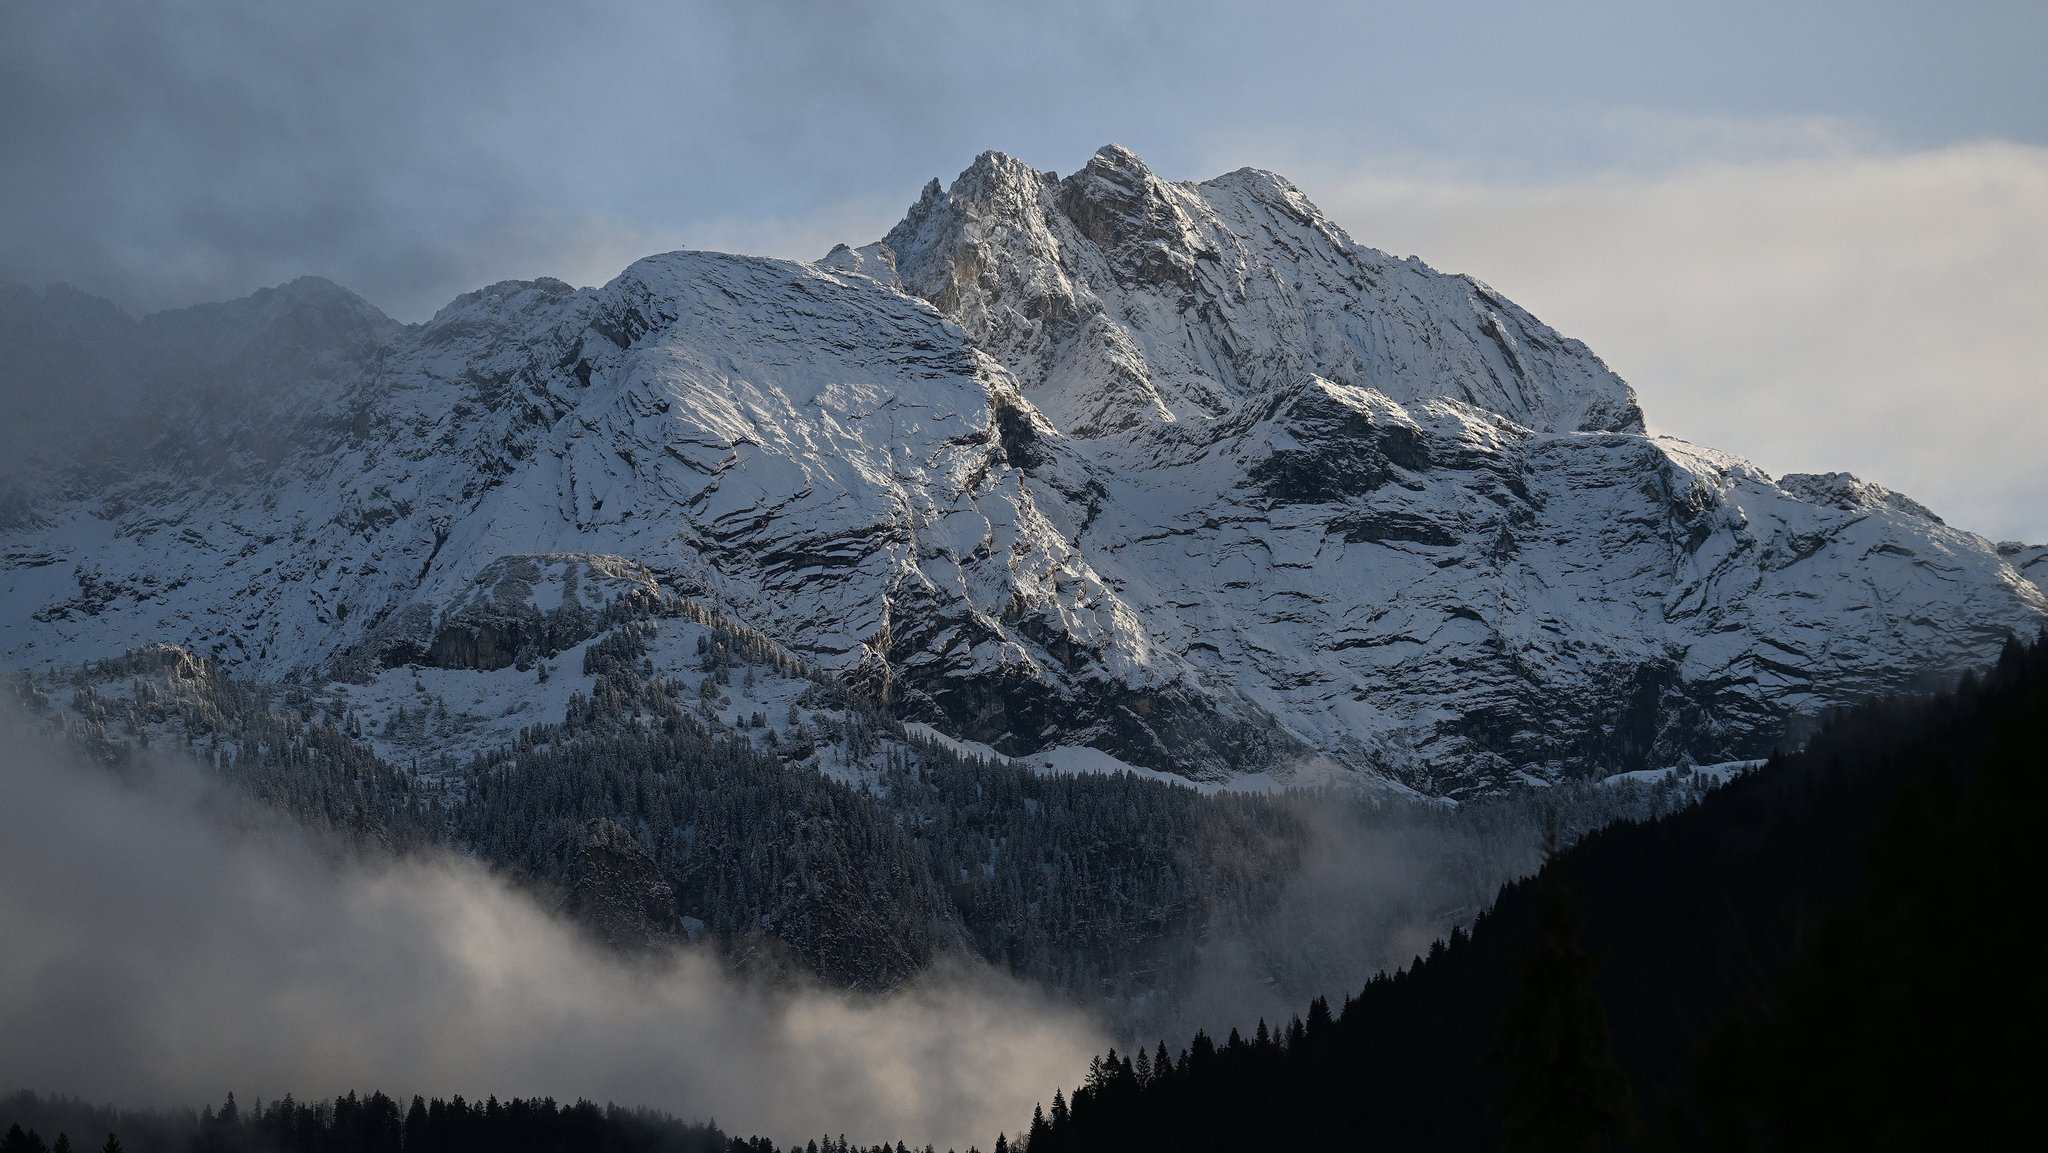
left=1490, top=829, right=1633, bottom=1153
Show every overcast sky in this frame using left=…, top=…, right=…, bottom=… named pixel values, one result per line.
left=3, top=1, right=2043, bottom=540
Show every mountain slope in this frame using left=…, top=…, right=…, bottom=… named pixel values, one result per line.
left=2, top=146, right=2042, bottom=793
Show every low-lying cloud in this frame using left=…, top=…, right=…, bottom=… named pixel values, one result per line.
left=1141, top=791, right=1552, bottom=1045
left=0, top=714, right=1104, bottom=1151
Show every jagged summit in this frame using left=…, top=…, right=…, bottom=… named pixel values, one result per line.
left=3, top=148, right=2043, bottom=794
left=880, top=144, right=1645, bottom=440
left=429, top=274, right=581, bottom=322
left=1776, top=471, right=1944, bottom=524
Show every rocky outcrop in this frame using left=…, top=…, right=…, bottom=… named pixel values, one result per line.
left=1778, top=472, right=1944, bottom=523
left=340, top=554, right=661, bottom=675
left=1999, top=541, right=2048, bottom=599
left=883, top=146, right=1645, bottom=439
left=559, top=818, right=680, bottom=952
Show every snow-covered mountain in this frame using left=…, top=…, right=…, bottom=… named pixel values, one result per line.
left=4, top=145, right=2042, bottom=794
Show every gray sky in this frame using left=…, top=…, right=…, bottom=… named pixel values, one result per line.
left=3, top=0, right=2043, bottom=540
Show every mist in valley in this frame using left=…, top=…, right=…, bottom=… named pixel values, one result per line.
left=0, top=678, right=1713, bottom=1150
left=0, top=711, right=1107, bottom=1151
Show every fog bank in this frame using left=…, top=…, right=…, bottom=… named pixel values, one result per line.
left=0, top=715, right=1104, bottom=1151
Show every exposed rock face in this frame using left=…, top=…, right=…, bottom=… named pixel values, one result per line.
left=560, top=818, right=680, bottom=952
left=1778, top=472, right=1944, bottom=523
left=360, top=553, right=662, bottom=673
left=2, top=146, right=2042, bottom=794
left=882, top=146, right=1645, bottom=438
left=1997, top=541, right=2048, bottom=598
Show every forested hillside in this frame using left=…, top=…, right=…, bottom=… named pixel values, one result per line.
left=1021, top=630, right=2048, bottom=1151
left=8, top=589, right=1706, bottom=1017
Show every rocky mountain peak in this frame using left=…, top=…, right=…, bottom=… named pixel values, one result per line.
left=877, top=145, right=1644, bottom=439
left=1054, top=144, right=1212, bottom=292
left=1777, top=471, right=1943, bottom=524
left=1201, top=163, right=1341, bottom=233
left=1056, top=143, right=1168, bottom=224
left=0, top=274, right=401, bottom=483
left=817, top=242, right=901, bottom=285
left=139, top=274, right=399, bottom=381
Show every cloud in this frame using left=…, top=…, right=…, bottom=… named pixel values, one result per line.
left=1290, top=140, right=2048, bottom=544
left=9, top=0, right=2045, bottom=322
left=0, top=715, right=1103, bottom=1151
left=1153, top=798, right=1530, bottom=1043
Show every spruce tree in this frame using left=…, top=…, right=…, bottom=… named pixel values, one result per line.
left=1491, top=850, right=1633, bottom=1153
left=1025, top=1105, right=1049, bottom=1151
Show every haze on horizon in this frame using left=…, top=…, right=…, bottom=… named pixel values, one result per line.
left=3, top=0, right=2043, bottom=541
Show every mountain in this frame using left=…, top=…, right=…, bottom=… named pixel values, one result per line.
left=0, top=275, right=399, bottom=489
left=2, top=145, right=2042, bottom=794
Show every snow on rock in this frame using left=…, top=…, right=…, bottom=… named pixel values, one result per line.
left=3, top=146, right=2043, bottom=796
left=881, top=145, right=1644, bottom=439
left=1601, top=759, right=1764, bottom=789
left=1776, top=471, right=1944, bottom=523
left=1997, top=541, right=2048, bottom=598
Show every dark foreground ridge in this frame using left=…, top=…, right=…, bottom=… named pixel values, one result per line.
left=1020, top=628, right=2048, bottom=1151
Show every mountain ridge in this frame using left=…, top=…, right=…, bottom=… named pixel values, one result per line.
left=2, top=144, right=2041, bottom=794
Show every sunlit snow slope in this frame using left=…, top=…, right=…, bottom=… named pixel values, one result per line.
left=3, top=146, right=2041, bottom=794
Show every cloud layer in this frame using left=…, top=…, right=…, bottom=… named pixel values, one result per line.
left=0, top=719, right=1104, bottom=1151
left=6, top=1, right=2043, bottom=317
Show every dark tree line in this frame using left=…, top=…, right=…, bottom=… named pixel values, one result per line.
left=1, top=1093, right=997, bottom=1153
left=1020, top=630, right=2048, bottom=1151
left=4, top=1091, right=728, bottom=1153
